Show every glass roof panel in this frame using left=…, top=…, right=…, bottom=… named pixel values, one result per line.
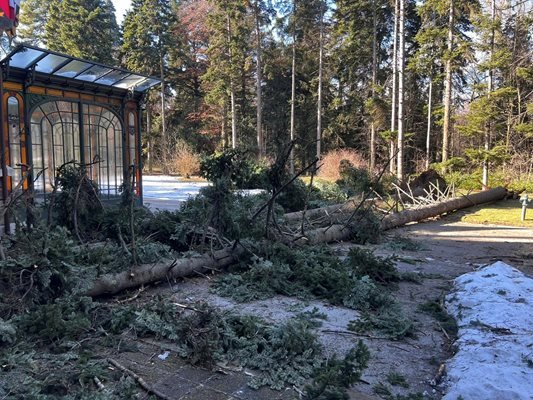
left=94, top=70, right=131, bottom=85
left=77, top=65, right=113, bottom=82
left=3, top=45, right=161, bottom=92
left=35, top=54, right=69, bottom=74
left=54, top=60, right=93, bottom=78
left=134, top=78, right=160, bottom=92
left=112, top=74, right=147, bottom=89
left=9, top=47, right=44, bottom=69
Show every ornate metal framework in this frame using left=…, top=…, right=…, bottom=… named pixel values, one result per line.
left=0, top=45, right=160, bottom=229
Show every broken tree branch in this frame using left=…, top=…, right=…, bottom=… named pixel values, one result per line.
left=86, top=244, right=245, bottom=297
left=86, top=187, right=507, bottom=297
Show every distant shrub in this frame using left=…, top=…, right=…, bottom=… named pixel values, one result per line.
left=310, top=178, right=348, bottom=205
left=319, top=149, right=367, bottom=181
left=169, top=140, right=201, bottom=178
left=200, top=149, right=269, bottom=189
left=277, top=178, right=309, bottom=212
left=335, top=160, right=387, bottom=197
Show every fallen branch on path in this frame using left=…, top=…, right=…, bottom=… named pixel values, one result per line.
left=86, top=245, right=244, bottom=296
left=108, top=358, right=173, bottom=400
left=86, top=188, right=507, bottom=297
left=296, top=187, right=508, bottom=245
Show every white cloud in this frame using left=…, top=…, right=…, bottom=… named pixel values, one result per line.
left=111, top=0, right=131, bottom=25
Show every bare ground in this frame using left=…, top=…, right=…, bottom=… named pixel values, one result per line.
left=109, top=218, right=533, bottom=400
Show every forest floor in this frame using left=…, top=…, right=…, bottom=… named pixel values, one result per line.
left=106, top=214, right=532, bottom=399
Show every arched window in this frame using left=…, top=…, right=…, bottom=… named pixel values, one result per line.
left=7, top=96, right=22, bottom=188
left=83, top=104, right=124, bottom=197
left=30, top=100, right=123, bottom=198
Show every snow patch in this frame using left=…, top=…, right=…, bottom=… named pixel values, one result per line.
left=143, top=175, right=209, bottom=201
left=444, top=261, right=533, bottom=400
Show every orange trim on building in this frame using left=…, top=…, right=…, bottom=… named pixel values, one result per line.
left=3, top=82, right=22, bottom=91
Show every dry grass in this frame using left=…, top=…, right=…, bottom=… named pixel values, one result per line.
left=318, top=149, right=368, bottom=181
left=168, top=141, right=201, bottom=178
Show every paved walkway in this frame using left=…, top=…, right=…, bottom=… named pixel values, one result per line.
left=112, top=338, right=306, bottom=400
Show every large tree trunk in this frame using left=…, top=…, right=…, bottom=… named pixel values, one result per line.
left=86, top=247, right=244, bottom=297
left=369, top=0, right=378, bottom=171
left=483, top=0, right=496, bottom=189
left=227, top=14, right=238, bottom=149
left=396, top=0, right=405, bottom=181
left=289, top=0, right=297, bottom=175
left=442, top=0, right=454, bottom=163
left=425, top=79, right=433, bottom=170
left=284, top=196, right=365, bottom=223
left=254, top=0, right=264, bottom=157
left=296, top=187, right=507, bottom=245
left=160, top=52, right=168, bottom=172
left=380, top=187, right=506, bottom=230
left=86, top=187, right=507, bottom=297
left=390, top=0, right=399, bottom=174
left=316, top=1, right=324, bottom=162
left=146, top=106, right=153, bottom=173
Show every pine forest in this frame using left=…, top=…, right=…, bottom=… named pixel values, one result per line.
left=18, top=0, right=533, bottom=189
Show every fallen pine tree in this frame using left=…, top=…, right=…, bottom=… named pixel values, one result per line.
left=85, top=246, right=245, bottom=296
left=297, top=187, right=508, bottom=245
left=283, top=196, right=366, bottom=223
left=86, top=187, right=507, bottom=297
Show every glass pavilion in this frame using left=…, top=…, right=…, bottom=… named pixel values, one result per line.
left=0, top=45, right=159, bottom=220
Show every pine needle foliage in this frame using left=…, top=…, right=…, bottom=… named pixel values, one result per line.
left=348, top=303, right=416, bottom=340
left=215, top=243, right=395, bottom=310
left=0, top=223, right=171, bottom=319
left=0, top=344, right=138, bottom=399
left=419, top=298, right=458, bottom=338
left=347, top=247, right=401, bottom=286
left=100, top=299, right=324, bottom=389
left=50, top=163, right=103, bottom=237
left=215, top=243, right=415, bottom=339
left=304, top=341, right=370, bottom=400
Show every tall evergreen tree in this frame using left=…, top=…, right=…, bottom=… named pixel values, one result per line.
left=410, top=0, right=447, bottom=168
left=458, top=0, right=531, bottom=188
left=202, top=0, right=252, bottom=149
left=18, top=0, right=53, bottom=45
left=44, top=0, right=119, bottom=63
left=330, top=0, right=391, bottom=161
left=121, top=0, right=176, bottom=168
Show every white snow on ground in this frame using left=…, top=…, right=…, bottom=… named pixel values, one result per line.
left=141, top=175, right=265, bottom=211
left=143, top=175, right=209, bottom=201
left=444, top=262, right=533, bottom=400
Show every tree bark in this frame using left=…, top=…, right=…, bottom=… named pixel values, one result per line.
left=442, top=0, right=454, bottom=164
left=253, top=0, right=264, bottom=157
left=316, top=1, right=324, bottom=163
left=396, top=0, right=405, bottom=181
left=227, top=14, right=238, bottom=149
left=370, top=1, right=378, bottom=172
left=86, top=246, right=244, bottom=297
left=426, top=79, right=433, bottom=170
left=86, top=187, right=507, bottom=297
left=483, top=0, right=496, bottom=190
left=147, top=106, right=153, bottom=173
left=160, top=53, right=168, bottom=172
left=390, top=0, right=399, bottom=174
left=289, top=0, right=297, bottom=175
left=299, top=187, right=507, bottom=245
left=284, top=196, right=365, bottom=222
